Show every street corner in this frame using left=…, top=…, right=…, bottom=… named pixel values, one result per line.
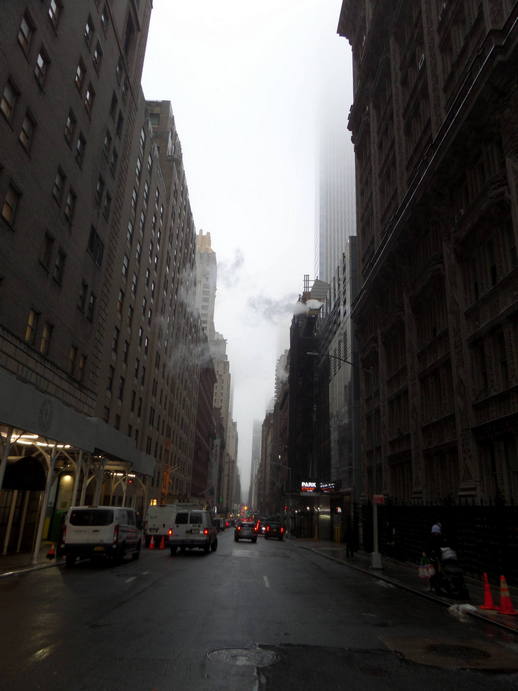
left=381, top=635, right=518, bottom=672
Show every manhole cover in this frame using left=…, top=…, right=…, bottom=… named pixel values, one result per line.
left=426, top=644, right=490, bottom=661
left=208, top=648, right=278, bottom=668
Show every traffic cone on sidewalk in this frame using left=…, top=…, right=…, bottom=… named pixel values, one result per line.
left=479, top=572, right=496, bottom=610
left=159, top=535, right=165, bottom=550
left=46, top=543, right=56, bottom=560
left=149, top=536, right=155, bottom=550
left=498, top=575, right=518, bottom=615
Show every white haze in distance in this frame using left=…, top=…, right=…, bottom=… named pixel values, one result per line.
left=141, top=0, right=352, bottom=500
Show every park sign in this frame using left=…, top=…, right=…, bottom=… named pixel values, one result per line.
left=300, top=481, right=317, bottom=493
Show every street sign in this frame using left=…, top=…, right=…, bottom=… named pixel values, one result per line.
left=372, top=494, right=385, bottom=504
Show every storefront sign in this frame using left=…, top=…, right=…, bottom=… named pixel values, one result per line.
left=300, top=481, right=317, bottom=493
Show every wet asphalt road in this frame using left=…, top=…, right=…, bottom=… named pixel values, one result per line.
left=1, top=531, right=518, bottom=690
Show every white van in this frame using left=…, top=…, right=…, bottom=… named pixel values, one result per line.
left=145, top=503, right=202, bottom=546
left=60, top=506, right=142, bottom=566
left=169, top=508, right=217, bottom=555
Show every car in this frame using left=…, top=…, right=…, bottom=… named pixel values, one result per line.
left=169, top=508, right=218, bottom=554
left=234, top=520, right=258, bottom=542
left=264, top=521, right=285, bottom=540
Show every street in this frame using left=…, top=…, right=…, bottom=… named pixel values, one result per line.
left=1, top=531, right=517, bottom=691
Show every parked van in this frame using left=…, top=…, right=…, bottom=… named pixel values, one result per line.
left=169, top=508, right=217, bottom=555
left=60, top=506, right=142, bottom=566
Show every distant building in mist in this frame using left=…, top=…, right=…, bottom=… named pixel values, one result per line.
left=315, top=92, right=356, bottom=287
left=248, top=420, right=262, bottom=509
left=195, top=230, right=217, bottom=341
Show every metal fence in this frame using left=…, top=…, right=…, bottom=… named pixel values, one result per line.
left=360, top=499, right=518, bottom=586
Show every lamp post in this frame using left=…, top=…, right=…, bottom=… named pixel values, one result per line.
left=306, top=350, right=382, bottom=569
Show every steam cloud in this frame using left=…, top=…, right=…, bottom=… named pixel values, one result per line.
left=218, top=249, right=245, bottom=288
left=247, top=294, right=300, bottom=324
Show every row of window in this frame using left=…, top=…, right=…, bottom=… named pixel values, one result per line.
left=23, top=308, right=87, bottom=381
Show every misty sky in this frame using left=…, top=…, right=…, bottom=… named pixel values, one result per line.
left=141, top=0, right=353, bottom=499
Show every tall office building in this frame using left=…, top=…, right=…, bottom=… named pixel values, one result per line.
left=339, top=1, right=518, bottom=503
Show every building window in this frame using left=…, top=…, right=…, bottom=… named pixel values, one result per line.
left=78, top=280, right=88, bottom=312
left=116, top=112, right=124, bottom=138
left=117, top=288, right=124, bottom=314
left=53, top=248, right=66, bottom=284
left=84, top=16, right=95, bottom=47
left=78, top=354, right=87, bottom=382
left=87, top=226, right=104, bottom=266
left=34, top=49, right=50, bottom=87
left=118, top=376, right=125, bottom=401
left=24, top=309, right=39, bottom=344
left=128, top=303, right=134, bottom=326
left=136, top=241, right=142, bottom=263
left=52, top=168, right=66, bottom=205
left=18, top=13, right=34, bottom=54
left=95, top=176, right=105, bottom=206
left=109, top=92, right=118, bottom=120
left=64, top=188, right=76, bottom=224
left=1, top=184, right=21, bottom=226
left=109, top=148, right=118, bottom=175
left=92, top=42, right=103, bottom=72
left=74, top=59, right=86, bottom=92
left=112, top=325, right=120, bottom=353
left=0, top=80, right=18, bottom=122
left=122, top=254, right=129, bottom=279
left=107, top=365, right=114, bottom=392
left=75, top=133, right=86, bottom=166
left=39, top=322, right=53, bottom=355
left=123, top=340, right=129, bottom=364
left=103, top=406, right=110, bottom=423
left=84, top=83, right=95, bottom=115
left=64, top=109, right=77, bottom=146
left=135, top=157, right=142, bottom=181
left=100, top=4, right=109, bottom=32
left=68, top=345, right=78, bottom=375
left=131, top=188, right=138, bottom=214
left=147, top=152, right=153, bottom=175
left=86, top=292, right=96, bottom=321
left=130, top=390, right=136, bottom=412
left=131, top=272, right=137, bottom=295
left=103, top=192, right=111, bottom=220
left=134, top=358, right=140, bottom=379
left=40, top=232, right=54, bottom=270
left=19, top=111, right=36, bottom=152
left=48, top=0, right=62, bottom=29
left=103, top=129, right=112, bottom=157
left=139, top=126, right=146, bottom=154
left=137, top=397, right=142, bottom=417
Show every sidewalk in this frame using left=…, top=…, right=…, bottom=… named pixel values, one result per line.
left=0, top=541, right=64, bottom=578
left=290, top=536, right=518, bottom=635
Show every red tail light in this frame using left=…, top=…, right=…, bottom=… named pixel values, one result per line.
left=237, top=526, right=241, bottom=531
left=168, top=529, right=173, bottom=536
left=203, top=528, right=209, bottom=535
left=266, top=526, right=271, bottom=532
left=280, top=527, right=285, bottom=533
left=113, top=524, right=120, bottom=544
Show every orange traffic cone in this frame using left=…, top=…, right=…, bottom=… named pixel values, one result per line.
left=479, top=572, right=496, bottom=610
left=498, top=575, right=517, bottom=615
left=46, top=543, right=56, bottom=560
left=159, top=535, right=165, bottom=550
left=149, top=536, right=155, bottom=550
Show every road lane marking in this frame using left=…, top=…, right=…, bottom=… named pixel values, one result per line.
left=125, top=576, right=136, bottom=583
left=263, top=575, right=270, bottom=589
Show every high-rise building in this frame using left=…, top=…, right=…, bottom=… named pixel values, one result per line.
left=0, top=1, right=212, bottom=557
left=195, top=230, right=217, bottom=341
left=0, top=0, right=154, bottom=556
left=248, top=420, right=262, bottom=509
left=338, top=1, right=518, bottom=504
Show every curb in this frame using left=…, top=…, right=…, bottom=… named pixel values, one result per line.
left=0, top=558, right=65, bottom=579
left=295, top=543, right=518, bottom=636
